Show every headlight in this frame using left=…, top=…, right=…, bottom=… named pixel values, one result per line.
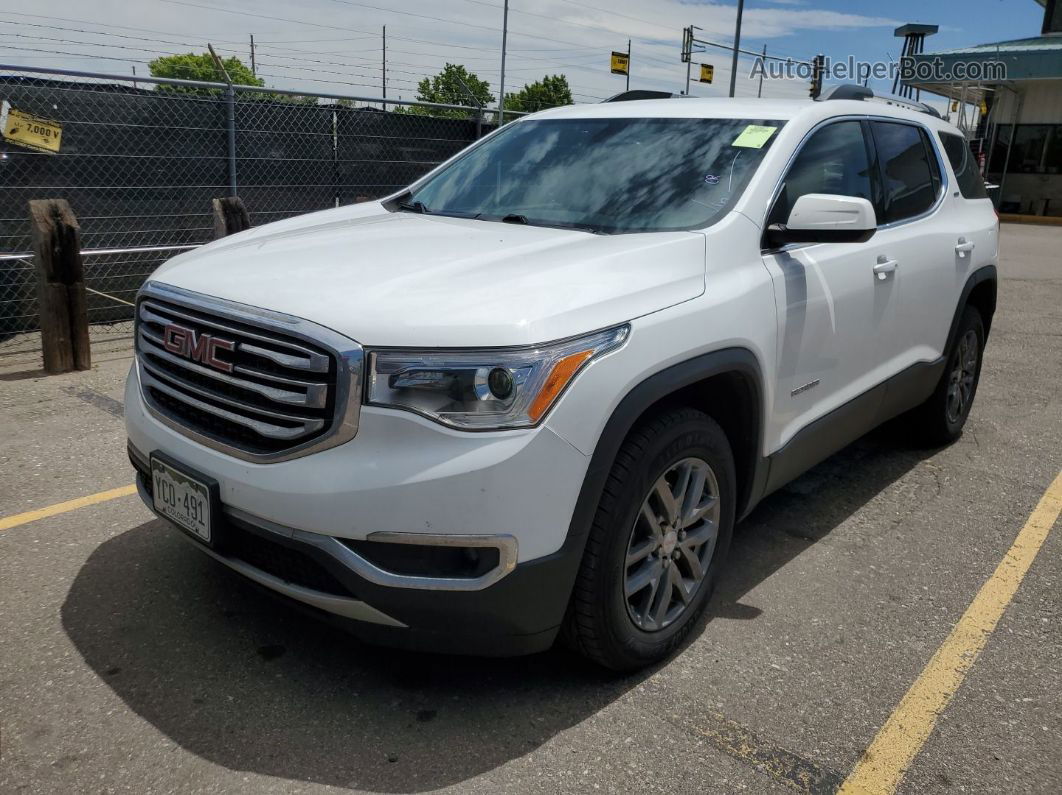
left=367, top=325, right=629, bottom=429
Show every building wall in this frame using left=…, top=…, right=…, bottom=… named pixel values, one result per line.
left=987, top=79, right=1062, bottom=215
left=991, top=79, right=1062, bottom=123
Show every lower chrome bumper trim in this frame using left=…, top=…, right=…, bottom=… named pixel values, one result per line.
left=135, top=477, right=406, bottom=627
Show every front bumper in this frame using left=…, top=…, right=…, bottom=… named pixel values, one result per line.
left=126, top=364, right=594, bottom=655
left=132, top=451, right=584, bottom=655
left=125, top=364, right=588, bottom=563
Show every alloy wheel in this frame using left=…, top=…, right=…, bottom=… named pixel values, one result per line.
left=946, top=329, right=979, bottom=424
left=623, top=457, right=721, bottom=632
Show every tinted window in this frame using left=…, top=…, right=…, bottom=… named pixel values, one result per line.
left=989, top=124, right=1055, bottom=174
left=767, top=121, right=872, bottom=227
left=406, top=117, right=785, bottom=234
left=939, top=132, right=988, bottom=200
left=872, top=122, right=941, bottom=222
left=1044, top=127, right=1062, bottom=174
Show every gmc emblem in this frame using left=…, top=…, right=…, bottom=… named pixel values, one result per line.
left=162, top=323, right=235, bottom=373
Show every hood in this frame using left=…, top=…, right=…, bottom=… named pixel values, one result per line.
left=149, top=204, right=706, bottom=347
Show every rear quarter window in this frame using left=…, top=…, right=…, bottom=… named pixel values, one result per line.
left=939, top=132, right=989, bottom=200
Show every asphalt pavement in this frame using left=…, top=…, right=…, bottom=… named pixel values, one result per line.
left=1, top=223, right=1059, bottom=794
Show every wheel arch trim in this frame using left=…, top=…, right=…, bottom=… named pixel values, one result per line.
left=948, top=264, right=997, bottom=351
left=565, top=348, right=768, bottom=558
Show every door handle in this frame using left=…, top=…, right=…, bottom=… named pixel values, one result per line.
left=955, top=237, right=975, bottom=258
left=873, top=255, right=898, bottom=280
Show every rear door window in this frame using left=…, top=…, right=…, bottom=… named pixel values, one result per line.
left=871, top=121, right=942, bottom=223
left=938, top=132, right=989, bottom=199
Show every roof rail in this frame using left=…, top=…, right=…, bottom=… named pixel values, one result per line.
left=602, top=90, right=679, bottom=102
left=818, top=83, right=942, bottom=119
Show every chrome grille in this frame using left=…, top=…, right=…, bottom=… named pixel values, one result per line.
left=135, top=282, right=362, bottom=462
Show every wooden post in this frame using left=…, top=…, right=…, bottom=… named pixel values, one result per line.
left=29, top=199, right=90, bottom=374
left=212, top=196, right=251, bottom=239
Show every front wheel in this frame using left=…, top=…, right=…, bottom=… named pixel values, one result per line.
left=563, top=407, right=735, bottom=671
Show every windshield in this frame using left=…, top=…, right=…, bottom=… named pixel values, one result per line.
left=402, top=116, right=786, bottom=234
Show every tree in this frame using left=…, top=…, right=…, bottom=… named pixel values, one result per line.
left=149, top=53, right=263, bottom=94
left=504, top=75, right=573, bottom=114
left=404, top=63, right=494, bottom=118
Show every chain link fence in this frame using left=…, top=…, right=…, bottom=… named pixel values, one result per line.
left=1, top=65, right=512, bottom=363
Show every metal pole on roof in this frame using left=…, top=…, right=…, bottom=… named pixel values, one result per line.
left=728, top=0, right=745, bottom=98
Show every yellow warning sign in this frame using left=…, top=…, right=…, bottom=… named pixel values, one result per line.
left=610, top=51, right=629, bottom=76
left=699, top=64, right=714, bottom=84
left=2, top=106, right=62, bottom=153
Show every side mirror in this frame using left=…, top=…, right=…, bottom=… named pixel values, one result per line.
left=765, top=194, right=877, bottom=247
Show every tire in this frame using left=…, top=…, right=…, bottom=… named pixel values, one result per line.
left=563, top=407, right=736, bottom=671
left=909, top=306, right=985, bottom=446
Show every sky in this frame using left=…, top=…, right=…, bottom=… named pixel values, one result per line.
left=0, top=0, right=1048, bottom=110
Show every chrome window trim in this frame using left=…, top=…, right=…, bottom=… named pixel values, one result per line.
left=761, top=114, right=951, bottom=253
left=136, top=281, right=363, bottom=464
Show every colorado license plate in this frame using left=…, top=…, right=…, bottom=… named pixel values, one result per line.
left=151, top=455, right=213, bottom=543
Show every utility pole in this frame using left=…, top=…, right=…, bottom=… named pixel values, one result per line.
left=681, top=25, right=701, bottom=96
left=809, top=54, right=825, bottom=99
left=728, top=0, right=745, bottom=98
left=131, top=65, right=137, bottom=89
left=208, top=43, right=238, bottom=197
left=757, top=44, right=765, bottom=97
left=382, top=25, right=387, bottom=105
left=249, top=34, right=256, bottom=77
left=626, top=38, right=631, bottom=91
left=499, top=0, right=509, bottom=125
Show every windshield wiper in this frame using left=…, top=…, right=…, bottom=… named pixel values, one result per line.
left=548, top=221, right=602, bottom=234
left=498, top=214, right=602, bottom=233
left=397, top=199, right=430, bottom=214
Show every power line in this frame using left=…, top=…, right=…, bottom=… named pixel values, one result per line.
left=0, top=8, right=685, bottom=102
left=0, top=19, right=615, bottom=85
left=0, top=29, right=595, bottom=87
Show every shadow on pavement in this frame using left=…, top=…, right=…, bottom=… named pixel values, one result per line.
left=61, top=421, right=933, bottom=792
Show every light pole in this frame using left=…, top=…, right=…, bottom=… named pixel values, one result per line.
left=757, top=44, right=765, bottom=97
left=728, top=0, right=745, bottom=98
left=626, top=39, right=631, bottom=91
left=681, top=25, right=701, bottom=96
left=499, top=0, right=509, bottom=124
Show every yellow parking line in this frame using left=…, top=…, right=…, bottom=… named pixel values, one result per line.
left=839, top=470, right=1062, bottom=795
left=0, top=484, right=137, bottom=532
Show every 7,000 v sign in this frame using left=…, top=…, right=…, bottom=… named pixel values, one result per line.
left=1, top=101, right=63, bottom=154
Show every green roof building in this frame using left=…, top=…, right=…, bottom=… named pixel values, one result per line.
left=908, top=1, right=1062, bottom=216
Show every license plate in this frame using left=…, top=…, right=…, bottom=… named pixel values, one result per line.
left=150, top=455, right=215, bottom=543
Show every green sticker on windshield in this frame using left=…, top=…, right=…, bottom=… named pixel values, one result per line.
left=732, top=124, right=777, bottom=148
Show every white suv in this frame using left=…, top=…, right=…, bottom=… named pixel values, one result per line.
left=126, top=87, right=998, bottom=670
